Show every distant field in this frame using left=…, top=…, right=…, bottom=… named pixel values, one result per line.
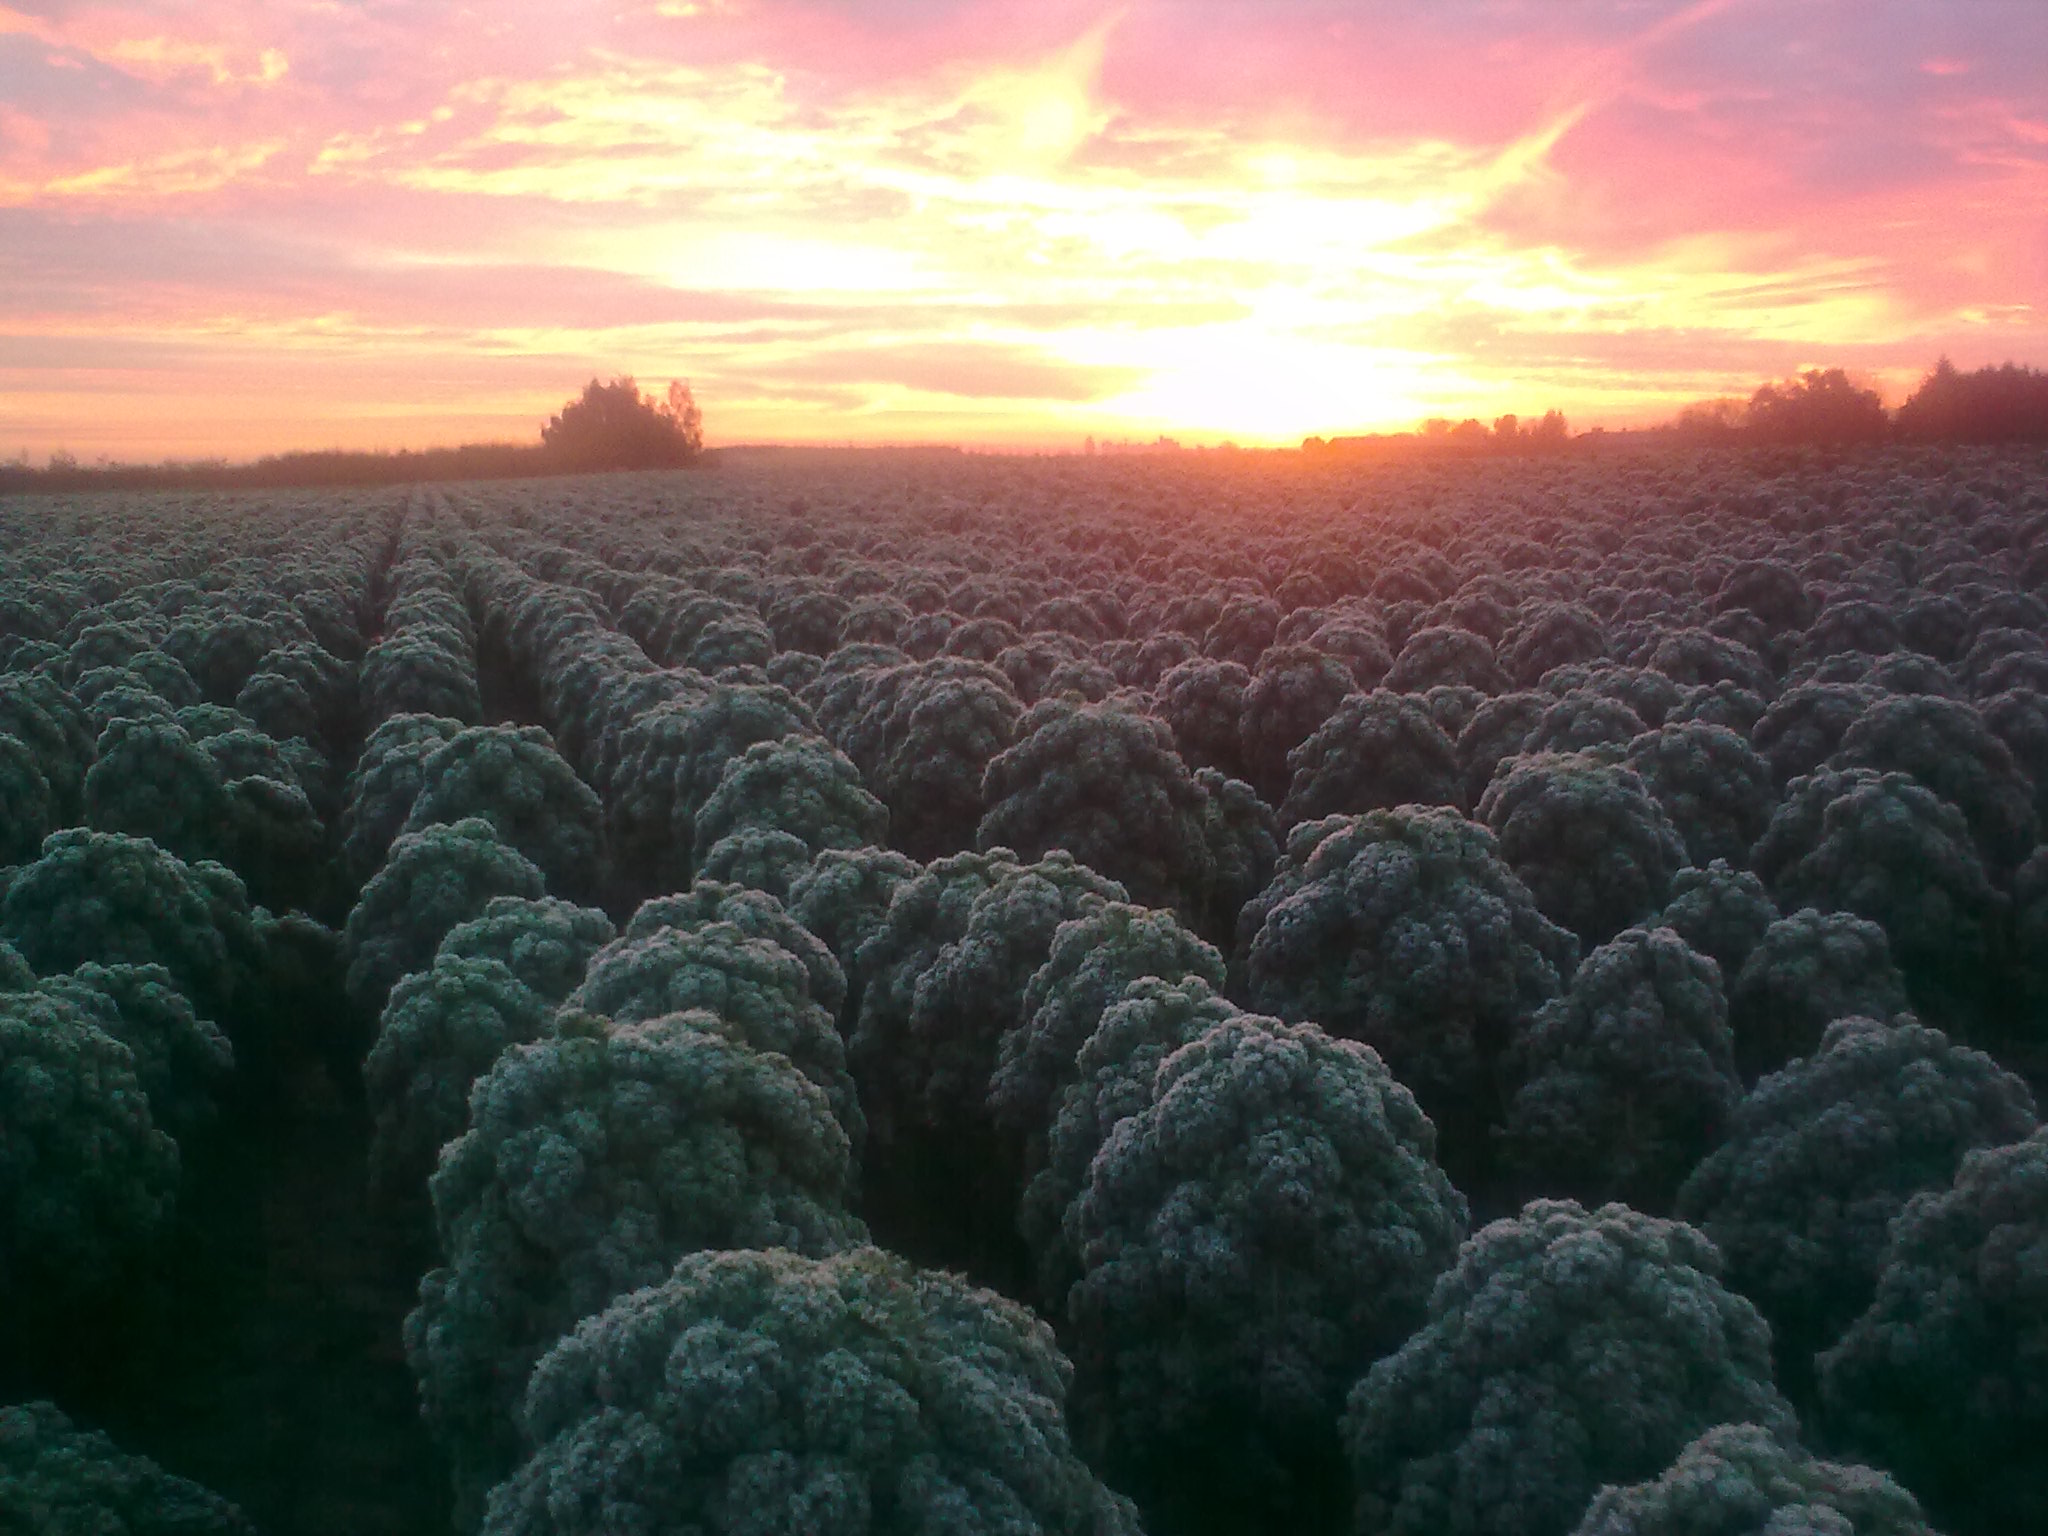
left=4, top=441, right=2045, bottom=1536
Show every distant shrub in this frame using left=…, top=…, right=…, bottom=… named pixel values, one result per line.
left=539, top=377, right=703, bottom=470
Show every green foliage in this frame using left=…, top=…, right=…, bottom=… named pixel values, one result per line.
left=0, top=990, right=178, bottom=1301
left=38, top=962, right=234, bottom=1141
left=433, top=896, right=614, bottom=1005
left=870, top=658, right=1023, bottom=861
left=1752, top=682, right=1879, bottom=787
left=1498, top=926, right=1739, bottom=1213
left=1727, top=909, right=1912, bottom=1084
left=401, top=725, right=606, bottom=904
left=341, top=818, right=547, bottom=1016
left=83, top=716, right=235, bottom=868
left=606, top=684, right=814, bottom=897
left=0, top=732, right=53, bottom=866
left=163, top=609, right=280, bottom=705
left=1522, top=689, right=1646, bottom=756
left=338, top=713, right=471, bottom=879
left=1818, top=1126, right=2048, bottom=1532
left=1240, top=808, right=1576, bottom=1184
left=1828, top=693, right=2038, bottom=872
left=1679, top=1015, right=2036, bottom=1365
left=849, top=848, right=1025, bottom=1105
left=1279, top=688, right=1463, bottom=825
left=1022, top=974, right=1238, bottom=1307
left=223, top=770, right=333, bottom=916
left=1656, top=860, right=1778, bottom=982
left=567, top=918, right=863, bottom=1156
left=695, top=825, right=814, bottom=901
left=1193, top=765, right=1280, bottom=944
left=1479, top=750, right=1688, bottom=947
left=1239, top=644, right=1357, bottom=802
left=1158, top=657, right=1251, bottom=781
left=63, top=620, right=158, bottom=684
left=990, top=900, right=1225, bottom=1178
left=363, top=955, right=552, bottom=1198
left=246, top=906, right=361, bottom=1086
left=405, top=1010, right=864, bottom=1529
left=784, top=844, right=920, bottom=1025
left=1753, top=767, right=2005, bottom=1024
left=360, top=631, right=482, bottom=727
left=0, top=1400, right=257, bottom=1536
left=1, top=829, right=246, bottom=1024
left=623, top=880, right=847, bottom=1017
left=0, top=670, right=95, bottom=817
left=1068, top=1011, right=1469, bottom=1532
left=1571, top=1423, right=1937, bottom=1536
left=1624, top=722, right=1776, bottom=870
left=1344, top=1200, right=1797, bottom=1536
left=76, top=674, right=179, bottom=737
left=694, top=734, right=887, bottom=861
left=1387, top=625, right=1508, bottom=694
left=484, top=1245, right=1139, bottom=1536
left=853, top=849, right=1123, bottom=1155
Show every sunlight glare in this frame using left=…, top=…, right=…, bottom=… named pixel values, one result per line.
left=1076, top=322, right=1444, bottom=442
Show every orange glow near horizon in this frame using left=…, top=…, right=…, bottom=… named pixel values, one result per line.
left=2, top=0, right=2045, bottom=461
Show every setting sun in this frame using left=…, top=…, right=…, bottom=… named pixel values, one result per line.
left=2, top=1, right=2044, bottom=457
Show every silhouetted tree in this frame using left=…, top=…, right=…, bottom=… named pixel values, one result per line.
left=1896, top=358, right=2048, bottom=443
left=1673, top=399, right=1745, bottom=439
left=1490, top=412, right=1570, bottom=453
left=540, top=377, right=703, bottom=470
left=1744, top=369, right=1889, bottom=446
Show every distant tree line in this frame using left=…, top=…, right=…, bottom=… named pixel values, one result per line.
left=1895, top=359, right=2048, bottom=443
left=9, top=360, right=2048, bottom=498
left=0, top=376, right=704, bottom=496
left=1423, top=409, right=1572, bottom=449
left=1303, top=410, right=1572, bottom=459
left=1672, top=360, right=2048, bottom=448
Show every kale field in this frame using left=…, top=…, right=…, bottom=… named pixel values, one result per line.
left=4, top=442, right=2047, bottom=1536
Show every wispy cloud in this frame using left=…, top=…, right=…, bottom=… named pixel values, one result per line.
left=1, top=0, right=2043, bottom=456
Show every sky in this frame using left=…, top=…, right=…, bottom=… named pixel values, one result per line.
left=2, top=0, right=2046, bottom=459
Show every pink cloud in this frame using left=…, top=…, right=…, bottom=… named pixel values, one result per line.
left=2, top=0, right=2046, bottom=457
